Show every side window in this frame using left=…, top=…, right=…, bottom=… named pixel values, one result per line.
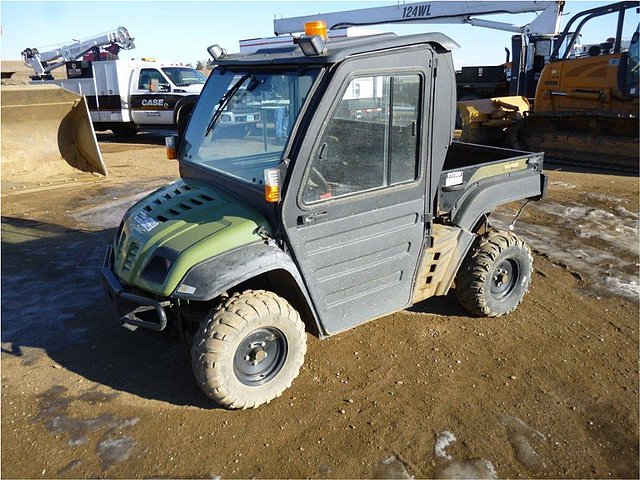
left=302, top=73, right=421, bottom=204
left=623, top=30, right=639, bottom=95
left=138, top=69, right=169, bottom=91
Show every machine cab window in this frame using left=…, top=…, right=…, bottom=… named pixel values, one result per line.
left=621, top=30, right=639, bottom=96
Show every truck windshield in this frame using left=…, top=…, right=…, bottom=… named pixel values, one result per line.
left=162, top=67, right=207, bottom=86
left=180, top=68, right=320, bottom=186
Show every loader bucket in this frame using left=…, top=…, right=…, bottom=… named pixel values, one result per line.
left=457, top=96, right=530, bottom=147
left=1, top=84, right=107, bottom=193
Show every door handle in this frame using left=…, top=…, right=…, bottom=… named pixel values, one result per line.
left=319, top=143, right=328, bottom=160
left=298, top=211, right=328, bottom=225
left=441, top=183, right=466, bottom=192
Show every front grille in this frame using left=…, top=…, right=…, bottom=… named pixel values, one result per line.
left=122, top=240, right=140, bottom=272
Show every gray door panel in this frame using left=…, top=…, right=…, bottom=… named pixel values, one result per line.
left=292, top=196, right=424, bottom=334
left=283, top=48, right=433, bottom=336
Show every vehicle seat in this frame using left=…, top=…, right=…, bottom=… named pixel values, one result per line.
left=139, top=74, right=151, bottom=90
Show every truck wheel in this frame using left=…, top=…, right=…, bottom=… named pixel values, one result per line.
left=176, top=107, right=193, bottom=138
left=191, top=290, right=306, bottom=409
left=455, top=231, right=533, bottom=317
left=231, top=124, right=250, bottom=138
left=111, top=125, right=139, bottom=137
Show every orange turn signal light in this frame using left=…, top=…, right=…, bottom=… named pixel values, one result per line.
left=165, top=136, right=177, bottom=160
left=264, top=168, right=281, bottom=203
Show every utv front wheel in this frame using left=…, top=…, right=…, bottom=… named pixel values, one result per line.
left=191, top=290, right=306, bottom=409
left=455, top=230, right=533, bottom=317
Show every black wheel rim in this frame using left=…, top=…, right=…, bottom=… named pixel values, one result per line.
left=490, top=259, right=519, bottom=299
left=233, top=328, right=287, bottom=386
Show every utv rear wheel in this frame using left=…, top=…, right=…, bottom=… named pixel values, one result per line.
left=191, top=290, right=306, bottom=409
left=455, top=230, right=533, bottom=317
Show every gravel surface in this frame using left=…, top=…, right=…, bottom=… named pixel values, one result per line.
left=2, top=133, right=638, bottom=478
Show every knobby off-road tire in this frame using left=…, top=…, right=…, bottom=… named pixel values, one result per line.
left=455, top=230, right=533, bottom=317
left=191, top=290, right=306, bottom=409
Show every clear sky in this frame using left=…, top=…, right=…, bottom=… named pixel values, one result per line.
left=1, top=0, right=636, bottom=69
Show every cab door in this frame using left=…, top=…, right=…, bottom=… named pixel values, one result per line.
left=282, top=49, right=432, bottom=335
left=130, top=68, right=174, bottom=125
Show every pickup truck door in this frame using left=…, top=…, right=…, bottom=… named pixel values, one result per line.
left=130, top=68, right=175, bottom=125
left=282, top=50, right=432, bottom=335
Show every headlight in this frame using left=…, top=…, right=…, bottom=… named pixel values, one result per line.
left=140, top=246, right=179, bottom=285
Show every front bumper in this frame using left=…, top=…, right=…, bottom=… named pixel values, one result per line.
left=101, top=246, right=171, bottom=331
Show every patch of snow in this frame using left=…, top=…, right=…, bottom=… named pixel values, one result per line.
left=435, top=431, right=456, bottom=460
left=436, top=458, right=498, bottom=479
left=499, top=415, right=546, bottom=472
left=549, top=181, right=576, bottom=189
left=97, top=436, right=136, bottom=469
left=491, top=199, right=639, bottom=300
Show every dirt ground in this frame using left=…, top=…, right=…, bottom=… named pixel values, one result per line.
left=1, top=131, right=638, bottom=479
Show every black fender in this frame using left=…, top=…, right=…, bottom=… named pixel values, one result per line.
left=430, top=171, right=545, bottom=297
left=171, top=242, right=323, bottom=334
left=451, top=171, right=546, bottom=232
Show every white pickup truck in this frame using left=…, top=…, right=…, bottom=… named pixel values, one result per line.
left=35, top=58, right=206, bottom=135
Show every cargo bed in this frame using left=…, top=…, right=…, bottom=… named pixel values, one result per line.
left=436, top=141, right=546, bottom=229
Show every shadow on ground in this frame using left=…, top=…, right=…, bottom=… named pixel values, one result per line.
left=408, top=291, right=469, bottom=317
left=1, top=215, right=213, bottom=409
left=96, top=128, right=174, bottom=146
left=1, top=214, right=475, bottom=409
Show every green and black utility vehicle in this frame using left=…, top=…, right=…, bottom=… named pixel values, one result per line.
left=102, top=31, right=547, bottom=409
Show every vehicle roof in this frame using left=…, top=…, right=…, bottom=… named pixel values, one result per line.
left=214, top=32, right=459, bottom=67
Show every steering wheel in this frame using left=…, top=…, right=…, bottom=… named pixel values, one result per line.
left=310, top=167, right=330, bottom=191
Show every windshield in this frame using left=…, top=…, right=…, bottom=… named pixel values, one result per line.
left=181, top=69, right=320, bottom=186
left=161, top=67, right=207, bottom=86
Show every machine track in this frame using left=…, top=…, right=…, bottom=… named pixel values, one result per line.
left=515, top=111, right=639, bottom=173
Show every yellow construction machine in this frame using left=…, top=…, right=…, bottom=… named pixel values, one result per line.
left=0, top=27, right=135, bottom=193
left=460, top=1, right=639, bottom=171
left=1, top=84, right=107, bottom=193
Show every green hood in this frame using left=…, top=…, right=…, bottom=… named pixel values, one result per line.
left=113, top=179, right=271, bottom=296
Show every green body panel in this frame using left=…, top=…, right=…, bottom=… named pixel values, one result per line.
left=467, top=157, right=528, bottom=185
left=113, top=179, right=271, bottom=296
